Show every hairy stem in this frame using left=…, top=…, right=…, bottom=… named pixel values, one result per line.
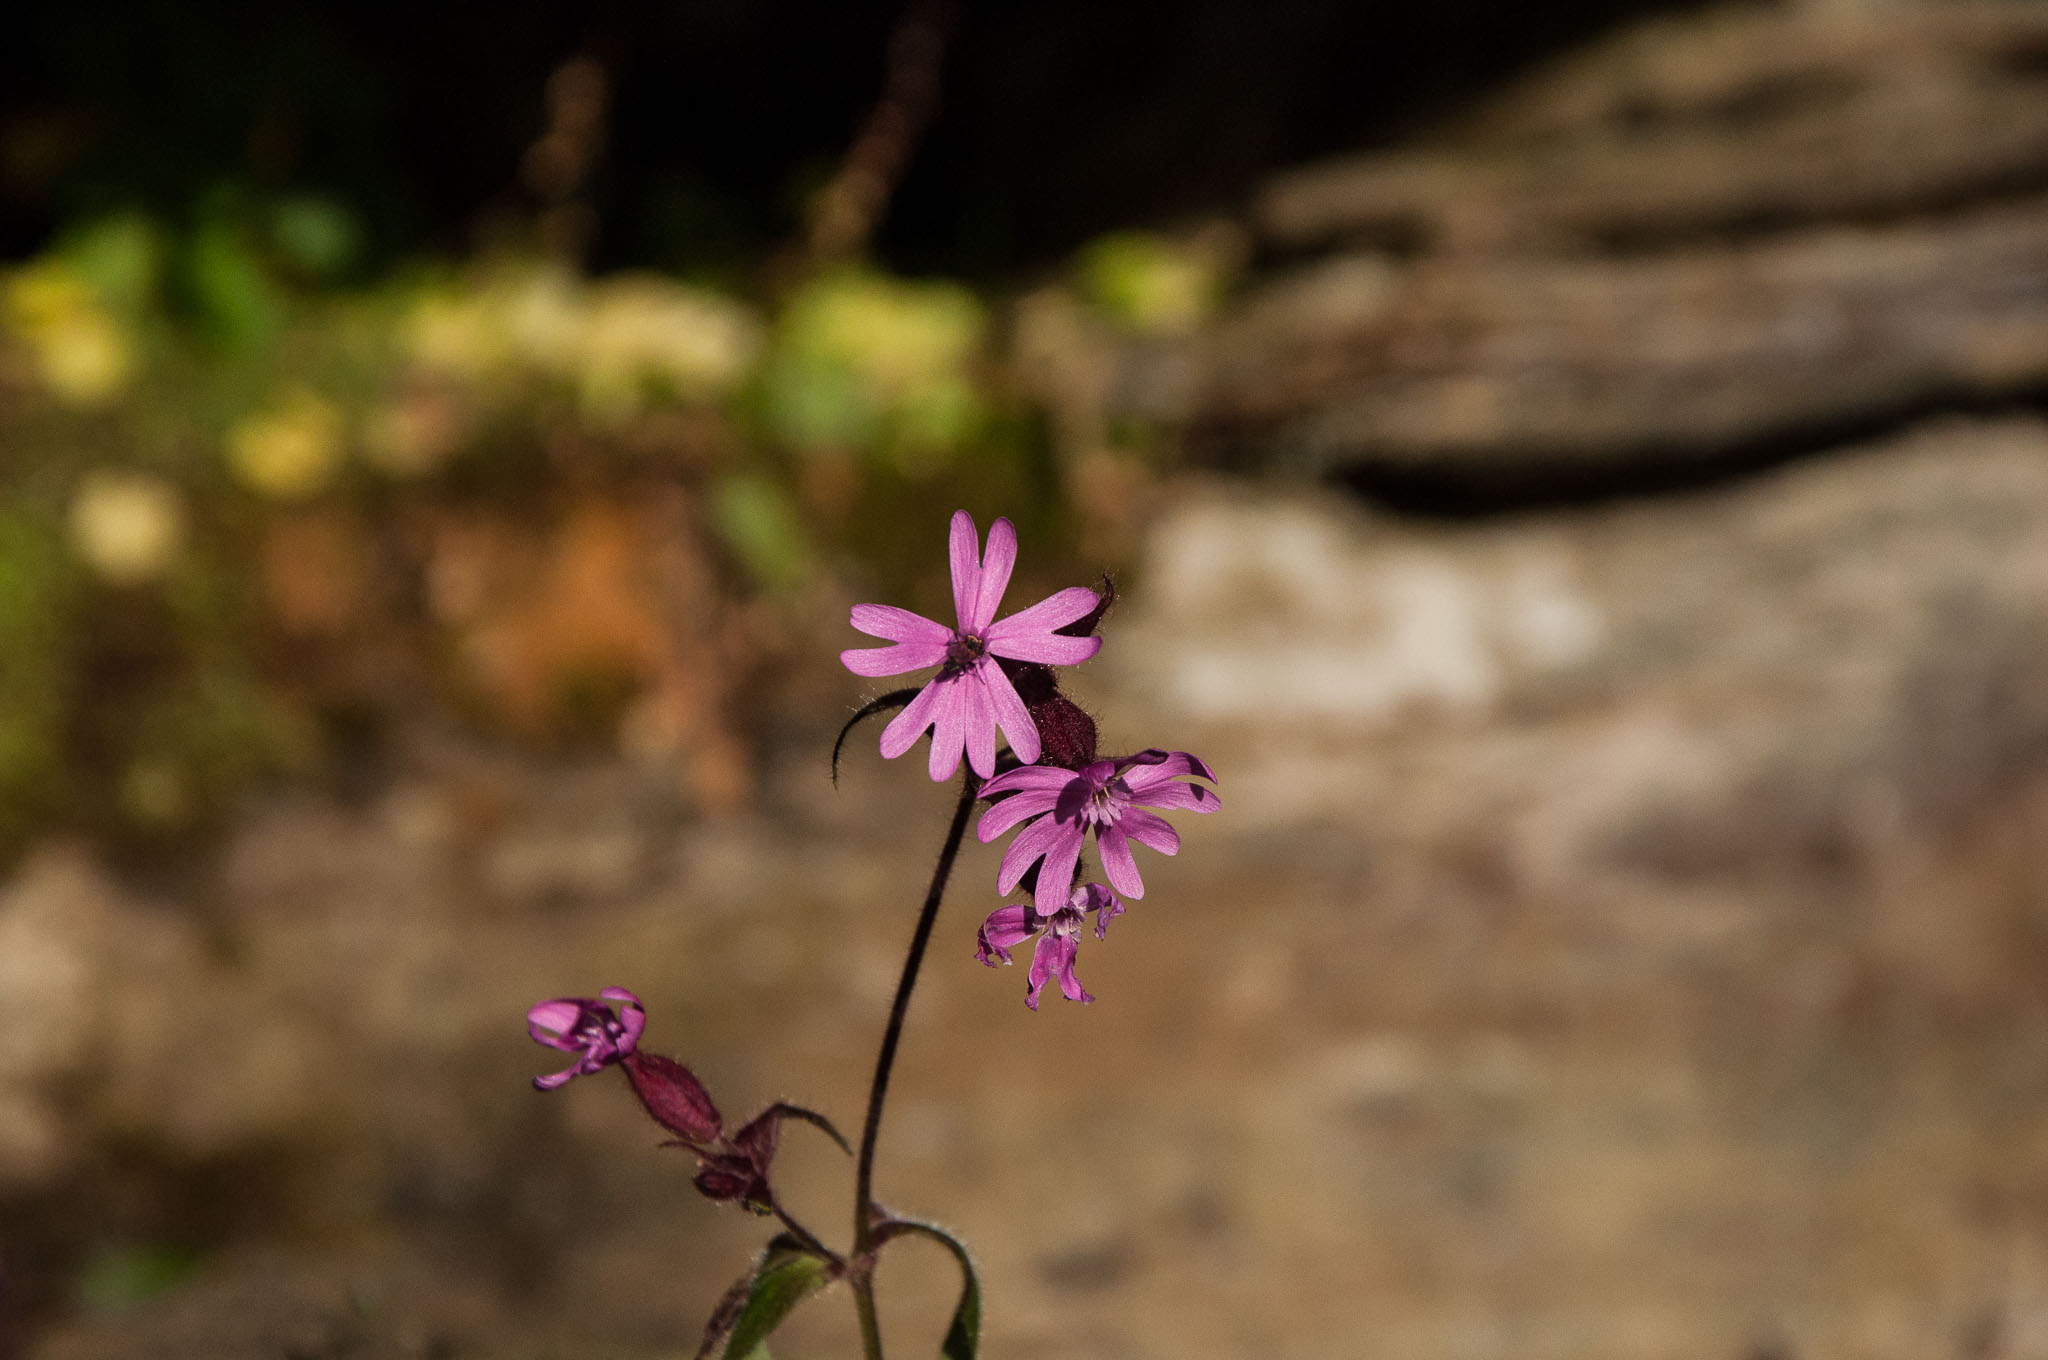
left=850, top=769, right=979, bottom=1358
left=854, top=1277, right=886, bottom=1360
left=768, top=1195, right=839, bottom=1267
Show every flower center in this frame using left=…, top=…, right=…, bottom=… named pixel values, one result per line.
left=579, top=1013, right=627, bottom=1049
left=944, top=630, right=989, bottom=670
left=1082, top=778, right=1128, bottom=828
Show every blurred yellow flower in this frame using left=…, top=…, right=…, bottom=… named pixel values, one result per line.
left=404, top=264, right=762, bottom=424
left=4, top=264, right=135, bottom=406
left=67, top=470, right=186, bottom=586
left=575, top=274, right=762, bottom=422
left=227, top=389, right=345, bottom=500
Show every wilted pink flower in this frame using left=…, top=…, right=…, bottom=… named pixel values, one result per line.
left=527, top=987, right=723, bottom=1142
left=527, top=987, right=647, bottom=1090
left=977, top=749, right=1219, bottom=916
left=976, top=883, right=1123, bottom=1009
left=841, top=510, right=1102, bottom=780
left=524, top=989, right=848, bottom=1217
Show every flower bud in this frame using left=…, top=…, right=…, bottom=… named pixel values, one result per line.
left=692, top=1153, right=768, bottom=1210
left=1027, top=693, right=1098, bottom=770
left=622, top=1050, right=724, bottom=1145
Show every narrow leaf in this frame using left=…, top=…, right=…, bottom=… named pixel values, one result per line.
left=721, top=1247, right=836, bottom=1360
left=694, top=1268, right=762, bottom=1360
left=696, top=1235, right=834, bottom=1360
left=758, top=1101, right=853, bottom=1156
left=872, top=1216, right=981, bottom=1360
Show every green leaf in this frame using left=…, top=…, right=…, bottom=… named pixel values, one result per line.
left=872, top=1217, right=980, bottom=1360
left=714, top=1241, right=836, bottom=1360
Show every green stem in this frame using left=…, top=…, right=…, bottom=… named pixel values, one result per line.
left=854, top=1276, right=886, bottom=1360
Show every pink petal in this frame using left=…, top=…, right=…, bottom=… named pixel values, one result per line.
left=963, top=671, right=997, bottom=779
left=848, top=604, right=953, bottom=645
left=526, top=999, right=584, bottom=1048
left=1079, top=884, right=1124, bottom=939
left=970, top=517, right=1017, bottom=633
left=601, top=989, right=647, bottom=1053
left=976, top=905, right=1034, bottom=965
left=976, top=786, right=1064, bottom=842
left=948, top=510, right=981, bottom=630
left=996, top=813, right=1072, bottom=894
left=1024, top=935, right=1054, bottom=1010
left=842, top=639, right=951, bottom=677
left=877, top=680, right=944, bottom=759
left=1031, top=820, right=1086, bottom=918
left=979, top=764, right=1075, bottom=799
left=1095, top=824, right=1147, bottom=899
left=1027, top=932, right=1091, bottom=1009
left=1119, top=750, right=1217, bottom=787
left=986, top=586, right=1100, bottom=643
left=985, top=631, right=1101, bottom=666
left=1127, top=781, right=1220, bottom=814
left=1075, top=883, right=1119, bottom=914
left=981, top=660, right=1039, bottom=766
left=533, top=1065, right=581, bottom=1090
left=1120, top=807, right=1182, bottom=855
left=927, top=677, right=970, bottom=781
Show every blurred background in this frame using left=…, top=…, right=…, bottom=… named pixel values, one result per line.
left=7, top=0, right=2048, bottom=1355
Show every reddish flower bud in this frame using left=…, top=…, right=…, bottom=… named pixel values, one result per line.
left=622, top=1050, right=724, bottom=1145
left=1027, top=693, right=1099, bottom=770
left=692, top=1153, right=768, bottom=1209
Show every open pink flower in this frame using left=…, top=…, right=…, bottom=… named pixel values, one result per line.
left=977, top=883, right=1123, bottom=1009
left=841, top=510, right=1102, bottom=781
left=527, top=987, right=647, bottom=1090
left=977, top=749, right=1219, bottom=917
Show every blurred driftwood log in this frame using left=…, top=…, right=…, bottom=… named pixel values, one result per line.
left=1141, top=1, right=2048, bottom=482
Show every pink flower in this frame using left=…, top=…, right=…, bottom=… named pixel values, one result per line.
left=977, top=749, right=1219, bottom=917
left=527, top=987, right=724, bottom=1143
left=976, top=883, right=1123, bottom=1009
left=527, top=987, right=647, bottom=1090
left=841, top=510, right=1102, bottom=781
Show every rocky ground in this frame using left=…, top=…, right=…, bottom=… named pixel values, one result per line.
left=15, top=416, right=2048, bottom=1359
left=12, top=0, right=2048, bottom=1356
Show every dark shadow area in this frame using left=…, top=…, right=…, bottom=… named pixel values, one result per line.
left=1328, top=385, right=2048, bottom=520
left=1, top=0, right=1707, bottom=282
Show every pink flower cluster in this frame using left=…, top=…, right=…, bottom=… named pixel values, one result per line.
left=844, top=511, right=1220, bottom=1008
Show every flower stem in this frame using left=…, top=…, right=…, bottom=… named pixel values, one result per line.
left=850, top=768, right=979, bottom=1359
left=768, top=1194, right=840, bottom=1267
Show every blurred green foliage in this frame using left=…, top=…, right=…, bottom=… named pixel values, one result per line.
left=0, top=191, right=1189, bottom=863
left=73, top=1243, right=204, bottom=1314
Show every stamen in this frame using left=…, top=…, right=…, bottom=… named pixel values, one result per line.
left=944, top=631, right=988, bottom=669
